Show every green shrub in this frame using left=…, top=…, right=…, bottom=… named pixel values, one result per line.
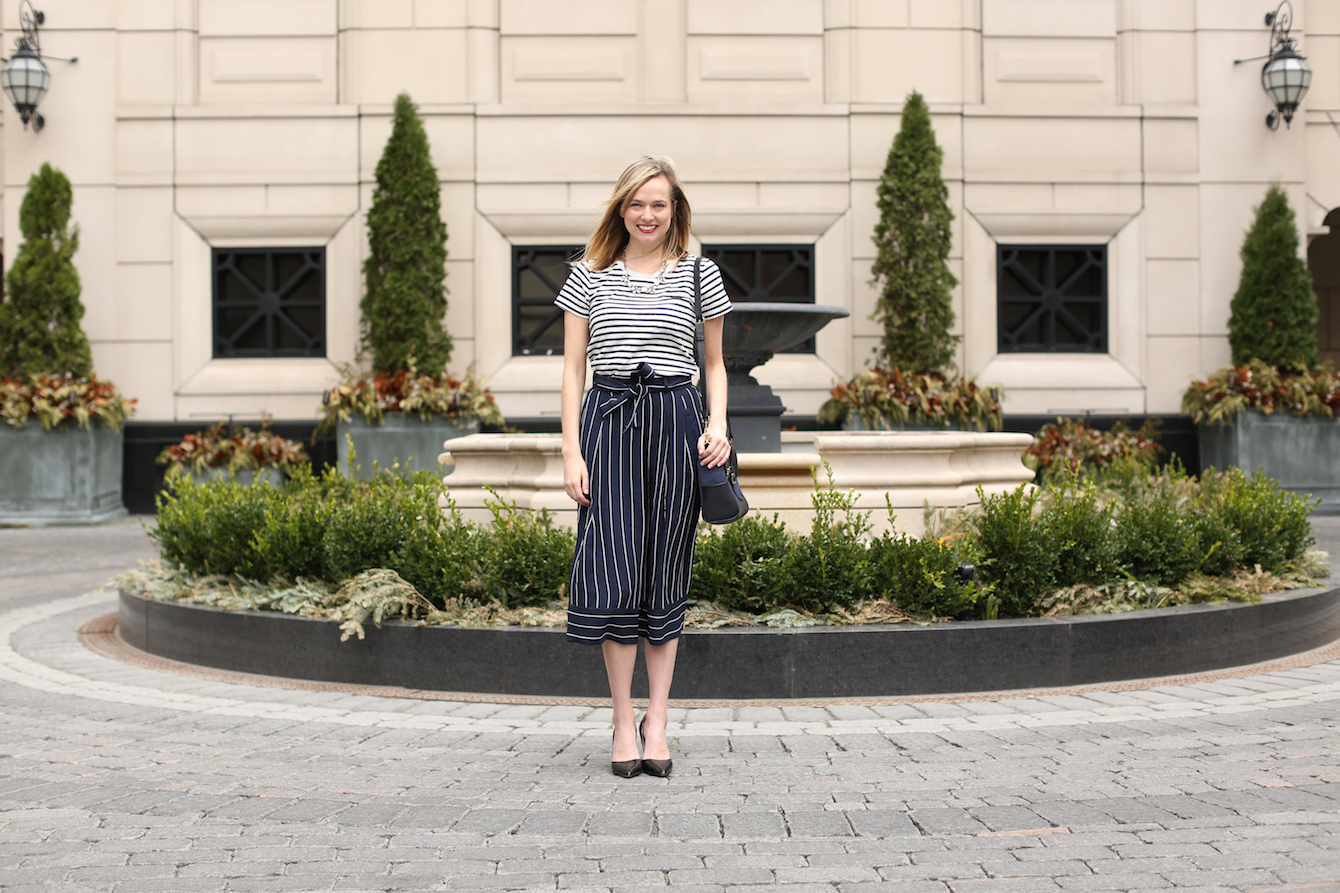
left=1114, top=493, right=1203, bottom=587
left=471, top=492, right=574, bottom=608
left=252, top=478, right=331, bottom=581
left=0, top=164, right=92, bottom=379
left=321, top=474, right=450, bottom=598
left=692, top=513, right=792, bottom=613
left=974, top=485, right=1055, bottom=616
left=1198, top=468, right=1315, bottom=572
left=1039, top=479, right=1118, bottom=587
left=153, top=477, right=279, bottom=579
left=869, top=531, right=979, bottom=618
left=1228, top=183, right=1318, bottom=369
left=785, top=470, right=873, bottom=614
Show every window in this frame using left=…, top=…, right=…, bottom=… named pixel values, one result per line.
left=702, top=244, right=815, bottom=352
left=997, top=245, right=1107, bottom=353
left=213, top=248, right=325, bottom=358
left=513, top=245, right=580, bottom=356
left=508, top=243, right=818, bottom=356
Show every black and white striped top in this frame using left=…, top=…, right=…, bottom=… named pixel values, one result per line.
left=555, top=255, right=732, bottom=378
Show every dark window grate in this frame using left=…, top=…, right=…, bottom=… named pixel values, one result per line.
left=213, top=248, right=326, bottom=358
left=997, top=245, right=1107, bottom=353
left=702, top=244, right=816, bottom=352
left=513, top=245, right=581, bottom=357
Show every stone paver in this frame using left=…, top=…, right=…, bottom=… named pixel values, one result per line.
left=0, top=518, right=1338, bottom=892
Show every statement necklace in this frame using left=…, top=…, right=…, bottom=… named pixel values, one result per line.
left=620, top=258, right=669, bottom=295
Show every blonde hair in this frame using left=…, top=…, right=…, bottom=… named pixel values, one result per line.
left=579, top=156, right=692, bottom=271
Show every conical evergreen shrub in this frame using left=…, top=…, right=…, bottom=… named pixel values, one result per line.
left=1228, top=184, right=1319, bottom=368
left=361, top=93, right=451, bottom=375
left=0, top=163, right=92, bottom=379
left=870, top=91, right=959, bottom=375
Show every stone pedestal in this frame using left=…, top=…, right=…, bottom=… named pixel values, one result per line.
left=0, top=423, right=127, bottom=526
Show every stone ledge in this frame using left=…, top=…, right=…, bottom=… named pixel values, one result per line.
left=118, top=585, right=1340, bottom=700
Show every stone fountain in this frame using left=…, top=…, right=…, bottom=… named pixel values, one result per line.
left=720, top=302, right=849, bottom=452
left=440, top=303, right=1035, bottom=536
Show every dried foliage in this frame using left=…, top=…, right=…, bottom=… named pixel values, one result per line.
left=315, top=359, right=504, bottom=437
left=817, top=367, right=1003, bottom=432
left=156, top=419, right=310, bottom=476
left=0, top=372, right=135, bottom=432
left=1182, top=360, right=1340, bottom=424
left=1024, top=417, right=1163, bottom=475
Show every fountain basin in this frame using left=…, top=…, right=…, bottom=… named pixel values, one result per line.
left=439, top=430, right=1035, bottom=536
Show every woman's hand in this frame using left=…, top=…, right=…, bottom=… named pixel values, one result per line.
left=564, top=451, right=591, bottom=506
left=697, top=420, right=731, bottom=469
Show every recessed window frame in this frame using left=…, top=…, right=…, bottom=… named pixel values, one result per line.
left=512, top=245, right=581, bottom=357
left=701, top=243, right=816, bottom=353
left=996, top=244, right=1108, bottom=354
left=212, top=246, right=326, bottom=359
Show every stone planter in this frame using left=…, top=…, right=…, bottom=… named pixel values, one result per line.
left=1198, top=410, right=1340, bottom=511
left=0, top=422, right=126, bottom=526
left=118, top=583, right=1340, bottom=699
left=336, top=413, right=478, bottom=480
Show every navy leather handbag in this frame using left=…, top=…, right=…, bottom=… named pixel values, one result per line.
left=693, top=257, right=749, bottom=525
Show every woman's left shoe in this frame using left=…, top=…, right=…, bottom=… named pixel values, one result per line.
left=638, top=717, right=673, bottom=778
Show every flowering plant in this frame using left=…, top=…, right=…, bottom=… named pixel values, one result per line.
left=1024, top=417, right=1163, bottom=474
left=1181, top=360, right=1340, bottom=424
left=1, top=373, right=136, bottom=432
left=816, top=367, right=1003, bottom=432
left=315, top=360, right=505, bottom=437
left=156, top=419, right=309, bottom=477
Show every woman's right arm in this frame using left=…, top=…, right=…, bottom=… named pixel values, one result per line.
left=561, top=311, right=592, bottom=506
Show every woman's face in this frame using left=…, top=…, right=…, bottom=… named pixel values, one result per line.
left=622, top=175, right=674, bottom=254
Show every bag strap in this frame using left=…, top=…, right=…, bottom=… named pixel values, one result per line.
left=694, top=256, right=708, bottom=412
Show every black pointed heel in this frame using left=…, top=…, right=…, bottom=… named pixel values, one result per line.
left=638, top=717, right=673, bottom=778
left=611, top=729, right=641, bottom=778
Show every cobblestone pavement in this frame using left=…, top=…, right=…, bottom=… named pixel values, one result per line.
left=1, top=518, right=1339, bottom=893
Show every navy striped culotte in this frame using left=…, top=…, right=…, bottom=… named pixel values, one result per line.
left=567, top=364, right=703, bottom=646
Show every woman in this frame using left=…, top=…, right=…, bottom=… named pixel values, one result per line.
left=556, top=156, right=732, bottom=778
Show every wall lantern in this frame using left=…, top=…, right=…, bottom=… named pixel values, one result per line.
left=1237, top=1, right=1311, bottom=130
left=0, top=1, right=76, bottom=133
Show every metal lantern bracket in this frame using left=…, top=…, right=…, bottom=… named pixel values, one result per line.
left=1234, top=1, right=1312, bottom=131
left=0, top=2, right=77, bottom=133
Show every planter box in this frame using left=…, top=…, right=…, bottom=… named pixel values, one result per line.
left=187, top=468, right=285, bottom=488
left=119, top=583, right=1340, bottom=698
left=1199, top=410, right=1340, bottom=510
left=336, top=413, right=478, bottom=480
left=0, top=422, right=126, bottom=525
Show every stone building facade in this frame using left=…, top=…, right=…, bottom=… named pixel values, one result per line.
left=2, top=0, right=1338, bottom=428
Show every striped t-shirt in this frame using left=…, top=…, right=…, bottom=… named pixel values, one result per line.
left=555, top=255, right=732, bottom=377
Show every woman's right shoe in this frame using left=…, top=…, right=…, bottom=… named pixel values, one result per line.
left=611, top=730, right=642, bottom=778
left=638, top=717, right=673, bottom=778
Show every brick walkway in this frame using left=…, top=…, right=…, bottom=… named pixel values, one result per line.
left=1, top=518, right=1338, bottom=893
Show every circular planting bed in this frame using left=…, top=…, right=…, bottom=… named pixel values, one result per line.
left=118, top=585, right=1340, bottom=699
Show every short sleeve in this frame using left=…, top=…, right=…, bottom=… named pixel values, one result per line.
left=553, top=262, right=592, bottom=318
left=698, top=258, right=732, bottom=321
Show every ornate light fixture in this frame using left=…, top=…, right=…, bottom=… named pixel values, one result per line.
left=0, top=1, right=76, bottom=133
left=1237, top=1, right=1312, bottom=130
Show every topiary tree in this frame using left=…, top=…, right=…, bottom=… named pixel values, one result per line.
left=0, top=163, right=91, bottom=379
left=361, top=92, right=451, bottom=376
left=870, top=90, right=959, bottom=376
left=1228, top=183, right=1319, bottom=369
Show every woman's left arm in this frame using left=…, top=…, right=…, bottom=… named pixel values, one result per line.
left=697, top=315, right=732, bottom=469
